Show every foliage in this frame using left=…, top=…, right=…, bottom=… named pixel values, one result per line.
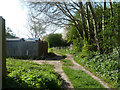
left=64, top=2, right=120, bottom=87
left=98, top=3, right=119, bottom=53
left=80, top=41, right=97, bottom=58
left=62, top=67, right=104, bottom=88
left=48, top=48, right=67, bottom=58
left=55, top=48, right=119, bottom=88
left=5, top=58, right=62, bottom=89
left=66, top=2, right=119, bottom=54
left=45, top=33, right=65, bottom=47
left=6, top=27, right=17, bottom=38
left=52, top=47, right=75, bottom=55
left=82, top=41, right=94, bottom=52
left=67, top=25, right=84, bottom=52
left=74, top=48, right=119, bottom=88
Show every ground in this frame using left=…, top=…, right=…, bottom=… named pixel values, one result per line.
left=26, top=53, right=110, bottom=89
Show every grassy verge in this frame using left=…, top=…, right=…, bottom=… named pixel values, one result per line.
left=60, top=58, right=104, bottom=88
left=5, top=58, right=62, bottom=89
left=62, top=66, right=104, bottom=88
left=49, top=48, right=67, bottom=58
left=54, top=47, right=119, bottom=88
left=61, top=59, right=74, bottom=66
left=74, top=51, right=118, bottom=88
left=51, top=47, right=74, bottom=54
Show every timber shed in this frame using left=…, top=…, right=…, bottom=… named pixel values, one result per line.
left=6, top=38, right=48, bottom=58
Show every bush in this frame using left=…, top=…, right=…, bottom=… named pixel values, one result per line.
left=82, top=41, right=97, bottom=53
left=79, top=41, right=96, bottom=58
left=45, top=33, right=65, bottom=47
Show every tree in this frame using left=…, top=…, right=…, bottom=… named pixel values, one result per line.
left=45, top=33, right=64, bottom=47
left=102, top=0, right=106, bottom=33
left=118, top=3, right=120, bottom=46
left=22, top=1, right=119, bottom=54
left=23, top=1, right=84, bottom=38
left=88, top=2, right=100, bottom=52
left=23, top=1, right=100, bottom=50
left=26, top=12, right=46, bottom=38
left=109, top=0, right=113, bottom=18
left=79, top=2, right=88, bottom=40
left=6, top=27, right=17, bottom=38
left=86, top=2, right=91, bottom=42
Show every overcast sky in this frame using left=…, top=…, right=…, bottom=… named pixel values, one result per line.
left=0, top=0, right=65, bottom=38
left=0, top=0, right=30, bottom=38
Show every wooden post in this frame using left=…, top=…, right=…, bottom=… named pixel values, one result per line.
left=0, top=16, right=6, bottom=89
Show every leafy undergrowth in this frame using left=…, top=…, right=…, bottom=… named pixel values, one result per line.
left=5, top=58, right=62, bottom=89
left=62, top=66, right=104, bottom=88
left=74, top=49, right=119, bottom=88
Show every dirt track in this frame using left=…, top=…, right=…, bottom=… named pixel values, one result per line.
left=29, top=54, right=110, bottom=89
left=66, top=54, right=110, bottom=88
left=32, top=60, right=74, bottom=89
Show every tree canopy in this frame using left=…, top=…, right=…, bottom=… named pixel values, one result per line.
left=45, top=33, right=65, bottom=47
left=22, top=1, right=120, bottom=54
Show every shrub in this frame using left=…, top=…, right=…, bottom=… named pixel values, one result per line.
left=45, top=33, right=65, bottom=47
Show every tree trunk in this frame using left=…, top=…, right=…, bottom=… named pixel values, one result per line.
left=109, top=0, right=113, bottom=18
left=86, top=2, right=92, bottom=43
left=79, top=2, right=88, bottom=41
left=102, top=0, right=106, bottom=37
left=109, top=0, right=114, bottom=35
left=88, top=2, right=100, bottom=52
left=101, top=0, right=106, bottom=53
left=118, top=3, right=120, bottom=46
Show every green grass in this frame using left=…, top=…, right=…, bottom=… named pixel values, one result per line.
left=48, top=48, right=67, bottom=58
left=62, top=66, right=104, bottom=88
left=53, top=47, right=119, bottom=88
left=49, top=48, right=105, bottom=88
left=52, top=47, right=75, bottom=54
left=74, top=51, right=119, bottom=88
left=61, top=59, right=74, bottom=66
left=5, top=58, right=62, bottom=89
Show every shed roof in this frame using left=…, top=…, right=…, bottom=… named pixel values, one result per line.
left=6, top=38, right=41, bottom=42
left=25, top=38, right=40, bottom=42
left=6, top=38, right=25, bottom=42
